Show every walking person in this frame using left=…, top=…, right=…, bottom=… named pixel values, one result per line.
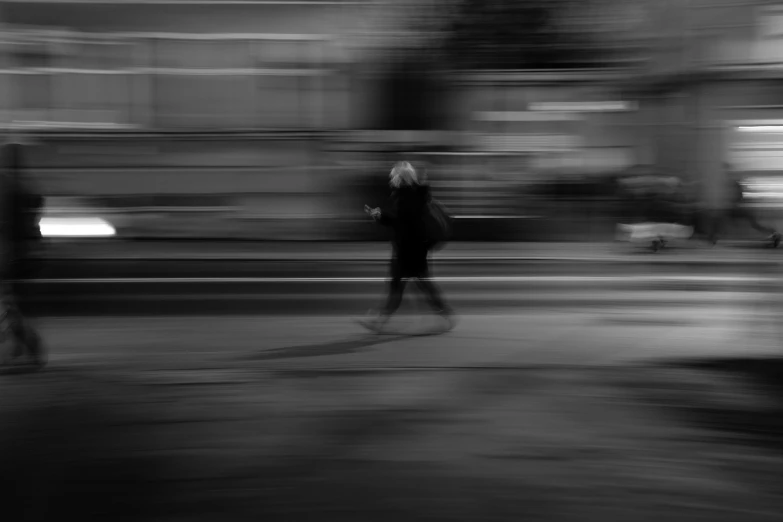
left=0, top=134, right=46, bottom=368
left=708, top=164, right=781, bottom=247
left=359, top=161, right=455, bottom=333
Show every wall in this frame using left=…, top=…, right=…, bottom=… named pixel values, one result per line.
left=28, top=134, right=353, bottom=239
left=2, top=3, right=351, bottom=35
left=1, top=2, right=364, bottom=129
left=457, top=78, right=640, bottom=176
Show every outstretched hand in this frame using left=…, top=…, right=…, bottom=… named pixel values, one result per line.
left=365, top=205, right=381, bottom=219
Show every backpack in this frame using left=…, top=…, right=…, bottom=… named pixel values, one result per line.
left=424, top=198, right=453, bottom=251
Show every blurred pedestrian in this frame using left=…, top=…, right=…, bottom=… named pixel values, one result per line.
left=360, top=161, right=455, bottom=333
left=708, top=164, right=781, bottom=247
left=0, top=132, right=46, bottom=368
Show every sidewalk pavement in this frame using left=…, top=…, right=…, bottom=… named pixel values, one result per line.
left=41, top=239, right=783, bottom=264
left=4, top=310, right=783, bottom=521
left=36, top=307, right=782, bottom=373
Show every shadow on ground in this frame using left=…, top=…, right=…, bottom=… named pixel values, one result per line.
left=0, top=366, right=575, bottom=521
left=618, top=357, right=783, bottom=452
left=245, top=334, right=408, bottom=361
left=5, top=360, right=783, bottom=521
left=244, top=319, right=448, bottom=361
left=0, top=369, right=172, bottom=522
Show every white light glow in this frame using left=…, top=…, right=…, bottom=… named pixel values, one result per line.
left=737, top=126, right=783, bottom=132
left=39, top=217, right=116, bottom=237
left=744, top=178, right=783, bottom=190
left=744, top=192, right=783, bottom=198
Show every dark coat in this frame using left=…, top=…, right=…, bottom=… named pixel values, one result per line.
left=377, top=183, right=431, bottom=276
left=1, top=142, right=43, bottom=261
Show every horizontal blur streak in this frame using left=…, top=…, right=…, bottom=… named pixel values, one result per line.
left=4, top=4, right=783, bottom=522
left=0, top=0, right=782, bottom=236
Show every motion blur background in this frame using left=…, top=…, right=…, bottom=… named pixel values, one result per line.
left=8, top=3, right=783, bottom=522
left=5, top=0, right=783, bottom=242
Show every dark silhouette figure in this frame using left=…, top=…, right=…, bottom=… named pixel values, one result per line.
left=0, top=138, right=46, bottom=368
left=709, top=171, right=780, bottom=246
left=360, top=162, right=454, bottom=333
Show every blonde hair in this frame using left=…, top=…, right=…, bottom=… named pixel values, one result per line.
left=389, top=161, right=418, bottom=188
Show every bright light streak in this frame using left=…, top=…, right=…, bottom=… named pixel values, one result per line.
left=744, top=193, right=783, bottom=199
left=39, top=217, right=116, bottom=237
left=737, top=126, right=783, bottom=132
left=745, top=184, right=783, bottom=190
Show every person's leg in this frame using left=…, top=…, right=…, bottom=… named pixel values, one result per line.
left=11, top=258, right=35, bottom=319
left=414, top=262, right=455, bottom=327
left=708, top=209, right=727, bottom=244
left=415, top=278, right=447, bottom=310
left=381, top=274, right=407, bottom=317
left=360, top=257, right=406, bottom=332
left=7, top=258, right=44, bottom=364
left=6, top=261, right=27, bottom=341
left=736, top=207, right=778, bottom=236
left=686, top=209, right=705, bottom=242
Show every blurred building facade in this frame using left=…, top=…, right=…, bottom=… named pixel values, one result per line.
left=634, top=0, right=783, bottom=210
left=0, top=1, right=360, bottom=239
left=0, top=0, right=781, bottom=240
left=0, top=1, right=359, bottom=129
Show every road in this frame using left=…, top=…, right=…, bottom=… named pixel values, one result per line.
left=19, top=240, right=783, bottom=366
left=37, top=305, right=783, bottom=371
left=3, top=242, right=783, bottom=521
left=3, top=306, right=783, bottom=521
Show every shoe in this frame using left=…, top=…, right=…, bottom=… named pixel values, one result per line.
left=771, top=232, right=782, bottom=248
left=357, top=314, right=389, bottom=334
left=440, top=311, right=458, bottom=332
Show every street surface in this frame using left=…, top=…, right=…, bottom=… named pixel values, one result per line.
left=31, top=306, right=783, bottom=371
left=2, top=241, right=783, bottom=521
left=18, top=240, right=783, bottom=315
